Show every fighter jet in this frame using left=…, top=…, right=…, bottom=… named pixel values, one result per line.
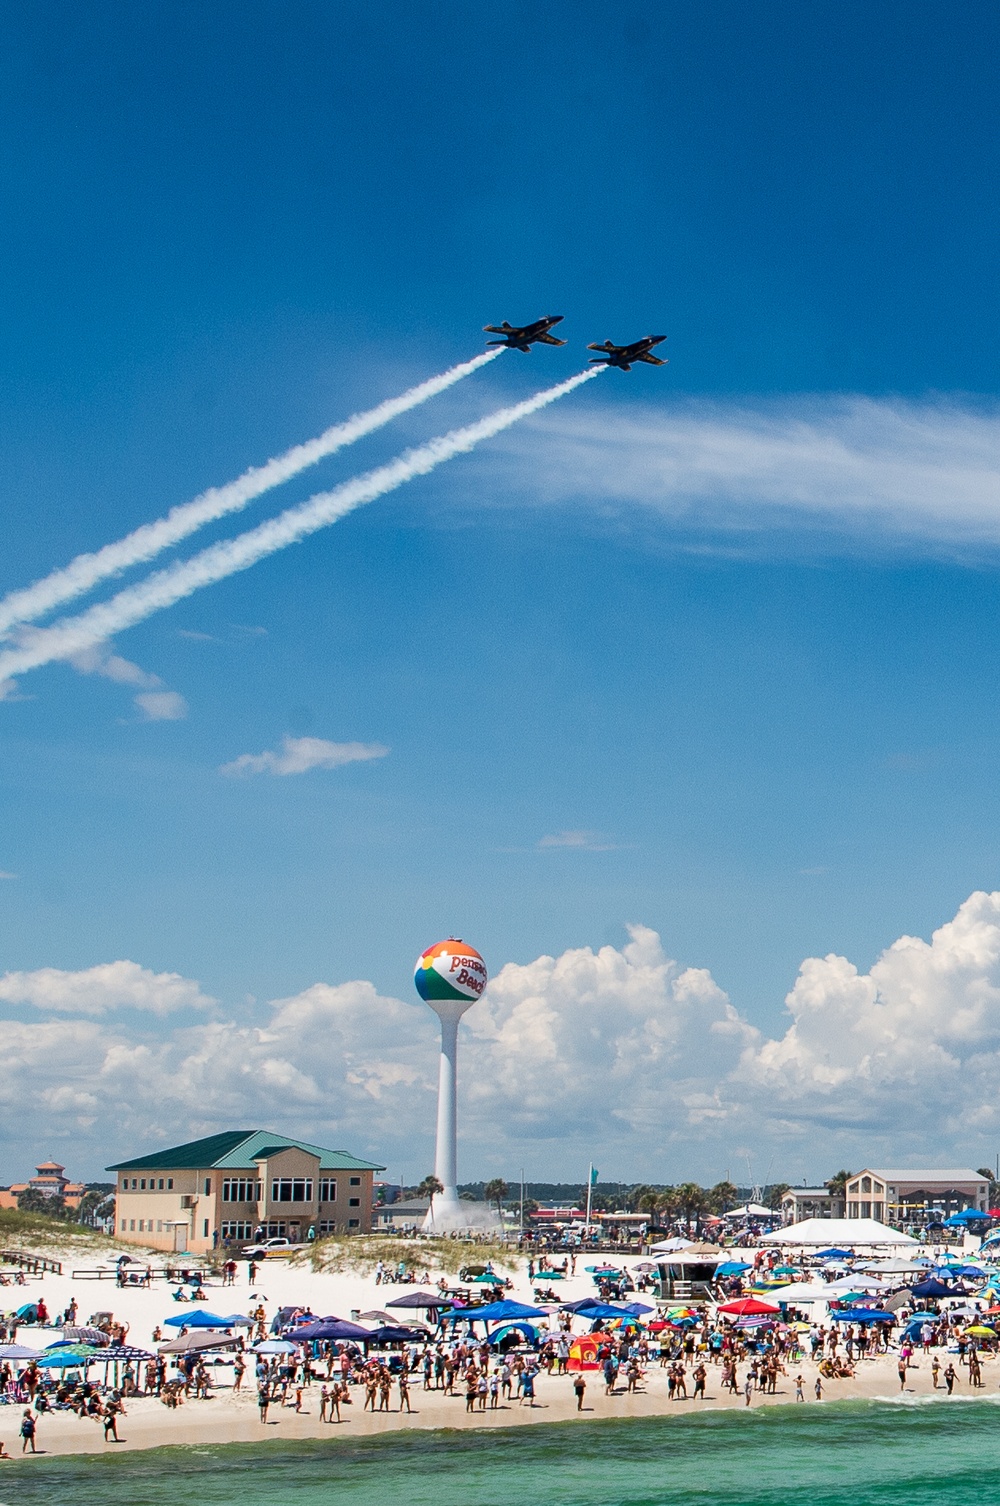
left=587, top=335, right=668, bottom=371
left=484, top=315, right=567, bottom=352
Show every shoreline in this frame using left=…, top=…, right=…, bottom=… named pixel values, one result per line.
left=4, top=1353, right=996, bottom=1461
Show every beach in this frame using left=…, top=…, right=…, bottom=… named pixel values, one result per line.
left=1, top=1246, right=994, bottom=1460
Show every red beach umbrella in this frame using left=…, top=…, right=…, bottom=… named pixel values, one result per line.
left=717, top=1297, right=782, bottom=1316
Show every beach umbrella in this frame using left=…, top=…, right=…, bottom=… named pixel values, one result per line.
left=621, top=1301, right=655, bottom=1315
left=631, top=1262, right=658, bottom=1273
left=830, top=1308, right=895, bottom=1324
left=99, top=1345, right=154, bottom=1361
left=368, top=1325, right=428, bottom=1344
left=964, top=1325, right=997, bottom=1337
left=813, top=1249, right=852, bottom=1260
left=163, top=1309, right=238, bottom=1330
left=717, top=1298, right=782, bottom=1316
left=715, top=1262, right=751, bottom=1275
left=253, top=1339, right=298, bottom=1354
left=158, top=1332, right=241, bottom=1354
left=384, top=1291, right=444, bottom=1310
left=772, top=1265, right=800, bottom=1276
left=0, top=1344, right=42, bottom=1360
left=585, top=1265, right=622, bottom=1274
left=36, top=1346, right=100, bottom=1367
left=578, top=1302, right=645, bottom=1321
left=60, top=1326, right=111, bottom=1345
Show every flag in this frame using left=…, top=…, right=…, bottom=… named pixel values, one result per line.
left=590, top=1167, right=599, bottom=1185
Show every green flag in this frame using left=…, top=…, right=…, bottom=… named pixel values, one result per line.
left=590, top=1166, right=599, bottom=1185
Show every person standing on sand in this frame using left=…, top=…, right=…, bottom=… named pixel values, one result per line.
left=248, top=1260, right=257, bottom=1285
left=795, top=1375, right=804, bottom=1402
left=20, top=1411, right=36, bottom=1453
left=814, top=1376, right=823, bottom=1401
left=944, top=1363, right=957, bottom=1395
left=399, top=1372, right=412, bottom=1413
left=103, top=1399, right=122, bottom=1442
left=258, top=1384, right=271, bottom=1423
left=574, top=1374, right=586, bottom=1410
left=319, top=1386, right=329, bottom=1422
left=898, top=1356, right=908, bottom=1390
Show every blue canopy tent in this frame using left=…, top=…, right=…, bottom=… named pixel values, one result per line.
left=367, top=1326, right=426, bottom=1345
left=560, top=1298, right=607, bottom=1314
left=163, top=1309, right=240, bottom=1330
left=944, top=1209, right=991, bottom=1226
left=287, top=1319, right=372, bottom=1341
left=814, top=1249, right=852, bottom=1260
left=913, top=1279, right=967, bottom=1299
left=439, top=1300, right=546, bottom=1324
left=830, top=1308, right=895, bottom=1324
left=716, top=1262, right=751, bottom=1276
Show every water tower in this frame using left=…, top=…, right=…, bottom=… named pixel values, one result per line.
left=414, top=938, right=488, bottom=1226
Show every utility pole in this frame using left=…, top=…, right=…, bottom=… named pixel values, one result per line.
left=519, top=1168, right=524, bottom=1235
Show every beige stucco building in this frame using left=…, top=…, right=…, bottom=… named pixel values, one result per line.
left=107, top=1130, right=384, bottom=1254
left=844, top=1168, right=989, bottom=1223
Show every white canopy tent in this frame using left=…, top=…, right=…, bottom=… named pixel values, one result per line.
left=763, top=1217, right=918, bottom=1248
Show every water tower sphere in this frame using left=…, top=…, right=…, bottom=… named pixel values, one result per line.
left=414, top=939, right=488, bottom=1003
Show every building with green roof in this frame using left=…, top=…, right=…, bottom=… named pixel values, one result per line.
left=107, top=1130, right=384, bottom=1254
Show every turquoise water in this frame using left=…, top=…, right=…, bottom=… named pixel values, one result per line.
left=3, top=1400, right=999, bottom=1504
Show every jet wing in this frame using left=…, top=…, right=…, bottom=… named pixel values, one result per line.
left=535, top=332, right=567, bottom=345
left=636, top=353, right=667, bottom=364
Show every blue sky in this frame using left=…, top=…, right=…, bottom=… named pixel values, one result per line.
left=4, top=2, right=1000, bottom=1183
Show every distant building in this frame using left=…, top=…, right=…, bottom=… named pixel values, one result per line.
left=372, top=1197, right=430, bottom=1229
left=107, top=1130, right=384, bottom=1254
left=844, top=1169, right=989, bottom=1224
left=0, top=1160, right=87, bottom=1212
left=781, top=1187, right=843, bottom=1224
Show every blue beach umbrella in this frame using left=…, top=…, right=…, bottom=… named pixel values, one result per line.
left=715, top=1262, right=751, bottom=1275
left=441, top=1300, right=547, bottom=1322
left=831, top=1309, right=895, bottom=1324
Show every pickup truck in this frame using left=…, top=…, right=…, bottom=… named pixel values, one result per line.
left=242, top=1238, right=294, bottom=1259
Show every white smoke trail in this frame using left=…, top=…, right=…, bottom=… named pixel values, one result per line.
left=0, top=348, right=504, bottom=637
left=0, top=367, right=603, bottom=685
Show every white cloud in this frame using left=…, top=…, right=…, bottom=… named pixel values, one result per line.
left=68, top=644, right=188, bottom=720
left=0, top=961, right=214, bottom=1017
left=134, top=690, right=188, bottom=721
left=538, top=830, right=622, bottom=851
left=220, top=735, right=389, bottom=777
left=8, top=894, right=1000, bottom=1179
left=484, top=396, right=1000, bottom=552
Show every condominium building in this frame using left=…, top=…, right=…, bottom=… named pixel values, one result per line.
left=108, top=1130, right=384, bottom=1254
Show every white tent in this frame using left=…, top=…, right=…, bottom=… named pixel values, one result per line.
left=725, top=1203, right=774, bottom=1219
left=754, top=1281, right=832, bottom=1303
left=764, top=1217, right=918, bottom=1248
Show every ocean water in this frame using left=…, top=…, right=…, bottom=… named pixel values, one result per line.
left=3, top=1399, right=999, bottom=1505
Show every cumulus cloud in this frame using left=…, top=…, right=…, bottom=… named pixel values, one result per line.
left=9, top=894, right=1000, bottom=1178
left=0, top=960, right=214, bottom=1017
left=483, top=396, right=1000, bottom=552
left=220, top=736, right=389, bottom=777
left=134, top=690, right=188, bottom=721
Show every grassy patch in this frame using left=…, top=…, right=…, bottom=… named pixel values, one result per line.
left=293, top=1234, right=518, bottom=1276
left=0, top=1209, right=155, bottom=1261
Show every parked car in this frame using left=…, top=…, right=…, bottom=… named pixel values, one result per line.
left=243, top=1238, right=294, bottom=1259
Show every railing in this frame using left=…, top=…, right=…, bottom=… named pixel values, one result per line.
left=70, top=1266, right=210, bottom=1282
left=0, top=1251, right=61, bottom=1275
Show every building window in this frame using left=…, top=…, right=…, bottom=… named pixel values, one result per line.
left=861, top=1176, right=872, bottom=1193
left=223, top=1178, right=262, bottom=1203
left=121, top=1218, right=126, bottom=1232
left=348, top=1218, right=360, bottom=1228
left=203, top=1218, right=209, bottom=1238
left=262, top=1221, right=287, bottom=1238
left=131, top=1178, right=138, bottom=1189
left=348, top=1197, right=360, bottom=1207
left=157, top=1221, right=163, bottom=1232
left=167, top=1178, right=173, bottom=1190
left=139, top=1219, right=144, bottom=1231
left=204, top=1178, right=212, bottom=1196
left=318, top=1219, right=337, bottom=1234
left=140, top=1179, right=146, bottom=1190
left=271, top=1178, right=313, bottom=1203
left=158, top=1178, right=164, bottom=1190
left=221, top=1220, right=255, bottom=1240
left=319, top=1178, right=337, bottom=1203
left=349, top=1176, right=361, bottom=1186
left=130, top=1219, right=135, bottom=1231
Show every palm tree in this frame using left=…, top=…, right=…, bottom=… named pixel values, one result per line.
left=708, top=1180, right=739, bottom=1215
left=675, top=1182, right=708, bottom=1232
left=825, top=1170, right=853, bottom=1216
left=417, top=1175, right=443, bottom=1205
left=483, top=1178, right=509, bottom=1219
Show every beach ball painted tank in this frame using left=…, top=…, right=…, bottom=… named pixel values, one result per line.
left=414, top=938, right=488, bottom=1003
